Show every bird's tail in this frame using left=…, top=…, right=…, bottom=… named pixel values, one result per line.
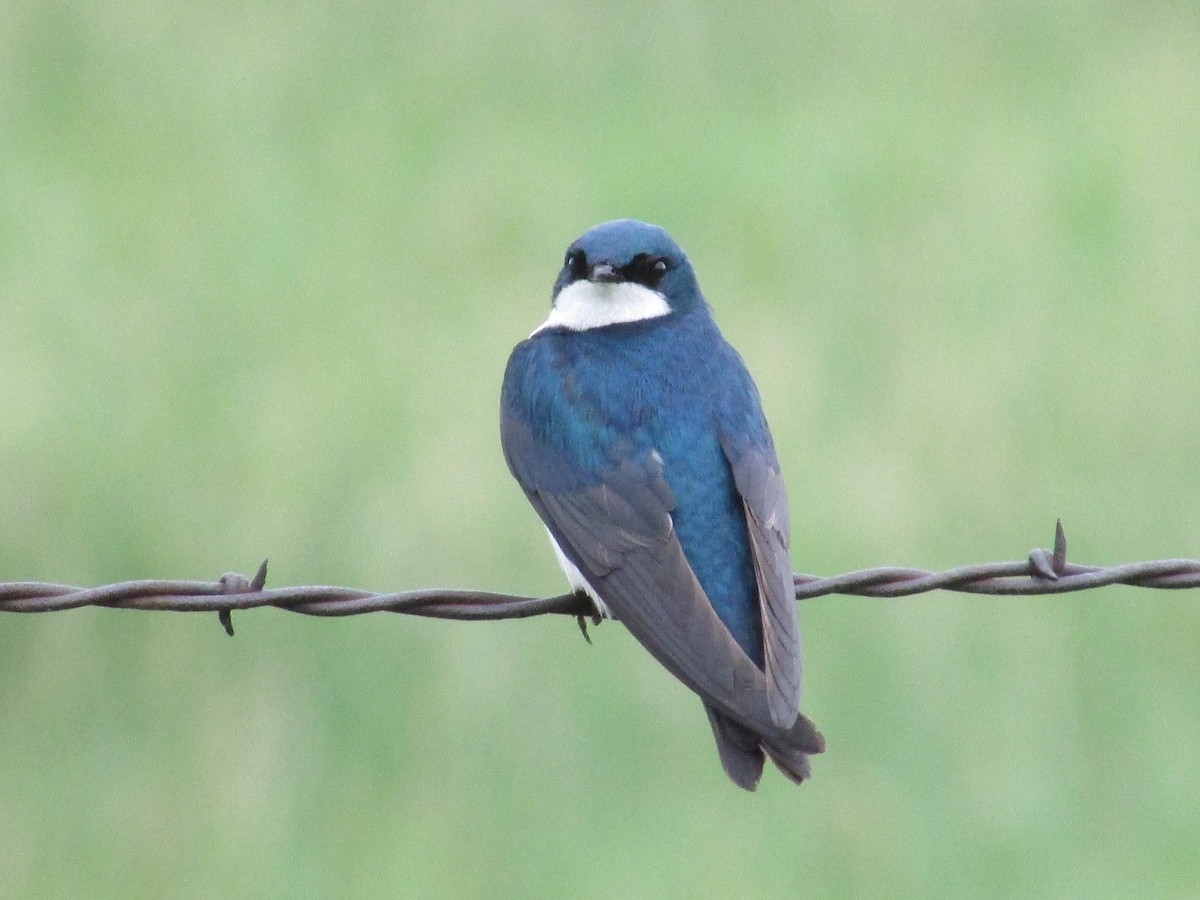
left=762, top=711, right=825, bottom=785
left=704, top=704, right=825, bottom=790
left=705, top=705, right=765, bottom=790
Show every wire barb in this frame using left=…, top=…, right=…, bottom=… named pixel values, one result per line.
left=1027, top=519, right=1066, bottom=581
left=215, top=561, right=269, bottom=636
left=1, top=523, right=1197, bottom=621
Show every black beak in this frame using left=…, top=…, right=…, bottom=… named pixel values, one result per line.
left=588, top=263, right=623, bottom=283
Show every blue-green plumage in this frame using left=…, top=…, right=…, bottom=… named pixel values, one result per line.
left=503, top=310, right=766, bottom=665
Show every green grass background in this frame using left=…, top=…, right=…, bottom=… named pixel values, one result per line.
left=2, top=2, right=1199, bottom=897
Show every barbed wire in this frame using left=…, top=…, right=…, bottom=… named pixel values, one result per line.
left=1, top=522, right=1197, bottom=637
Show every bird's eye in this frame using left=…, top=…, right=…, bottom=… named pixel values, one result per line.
left=631, top=255, right=669, bottom=286
left=566, top=250, right=587, bottom=278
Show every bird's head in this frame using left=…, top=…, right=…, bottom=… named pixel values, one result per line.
left=541, top=220, right=705, bottom=333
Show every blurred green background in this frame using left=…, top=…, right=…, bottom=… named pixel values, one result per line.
left=2, top=1, right=1198, bottom=897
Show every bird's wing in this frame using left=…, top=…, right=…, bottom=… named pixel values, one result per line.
left=501, top=415, right=782, bottom=734
left=721, top=438, right=800, bottom=728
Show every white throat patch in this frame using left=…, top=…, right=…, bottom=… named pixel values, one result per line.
left=533, top=280, right=671, bottom=334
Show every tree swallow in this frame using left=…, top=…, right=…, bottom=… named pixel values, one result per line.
left=500, top=219, right=824, bottom=789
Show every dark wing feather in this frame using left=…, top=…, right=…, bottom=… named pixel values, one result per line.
left=722, top=440, right=801, bottom=728
left=506, top=432, right=785, bottom=738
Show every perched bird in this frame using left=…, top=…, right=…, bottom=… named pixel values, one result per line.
left=500, top=219, right=824, bottom=789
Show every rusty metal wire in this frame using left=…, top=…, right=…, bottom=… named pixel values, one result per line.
left=794, top=521, right=1200, bottom=598
left=1, top=522, right=1197, bottom=635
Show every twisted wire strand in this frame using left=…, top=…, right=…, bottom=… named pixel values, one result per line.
left=1, top=522, right=1196, bottom=633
